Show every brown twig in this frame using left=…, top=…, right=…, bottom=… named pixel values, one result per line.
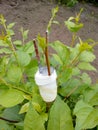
left=44, top=31, right=51, bottom=76
left=33, top=39, right=40, bottom=65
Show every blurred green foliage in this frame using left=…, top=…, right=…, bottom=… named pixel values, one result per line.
left=55, top=0, right=98, bottom=6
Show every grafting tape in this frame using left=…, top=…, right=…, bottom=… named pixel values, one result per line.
left=35, top=67, right=57, bottom=102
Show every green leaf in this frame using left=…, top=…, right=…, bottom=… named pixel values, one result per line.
left=23, top=30, right=29, bottom=40
left=14, top=122, right=24, bottom=130
left=80, top=51, right=96, bottom=62
left=52, top=54, right=63, bottom=65
left=50, top=41, right=70, bottom=64
left=0, top=48, right=12, bottom=54
left=47, top=97, right=73, bottom=130
left=78, top=62, right=96, bottom=71
left=23, top=41, right=34, bottom=54
left=83, top=85, right=98, bottom=106
left=19, top=102, right=29, bottom=114
left=24, top=103, right=45, bottom=130
left=7, top=22, right=15, bottom=29
left=72, top=67, right=80, bottom=76
left=80, top=73, right=92, bottom=85
left=32, top=94, right=46, bottom=113
left=2, top=105, right=24, bottom=121
left=66, top=0, right=78, bottom=7
left=13, top=40, right=22, bottom=45
left=51, top=6, right=59, bottom=17
left=79, top=38, right=93, bottom=51
left=47, top=6, right=59, bottom=32
left=74, top=100, right=98, bottom=130
left=0, top=57, right=8, bottom=76
left=58, top=67, right=72, bottom=85
left=7, top=29, right=15, bottom=36
left=7, top=64, right=22, bottom=83
left=37, top=34, right=46, bottom=51
left=20, top=27, right=29, bottom=41
left=25, top=59, right=38, bottom=78
left=59, top=79, right=81, bottom=97
left=0, top=40, right=9, bottom=47
left=52, top=20, right=59, bottom=25
left=0, top=88, right=24, bottom=107
left=65, top=21, right=83, bottom=32
left=17, top=51, right=31, bottom=67
left=0, top=120, right=12, bottom=130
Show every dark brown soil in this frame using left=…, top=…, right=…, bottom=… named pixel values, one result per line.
left=0, top=0, right=98, bottom=82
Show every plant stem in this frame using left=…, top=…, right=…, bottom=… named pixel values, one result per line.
left=45, top=31, right=51, bottom=76
left=71, top=33, right=76, bottom=47
left=70, top=51, right=81, bottom=66
left=33, top=39, right=40, bottom=65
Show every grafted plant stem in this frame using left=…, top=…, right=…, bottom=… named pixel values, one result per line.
left=45, top=31, right=51, bottom=76
left=33, top=39, right=40, bottom=65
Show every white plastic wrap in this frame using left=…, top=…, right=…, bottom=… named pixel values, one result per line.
left=34, top=67, right=57, bottom=102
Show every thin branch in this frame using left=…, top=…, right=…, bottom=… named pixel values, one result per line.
left=33, top=39, right=40, bottom=65
left=44, top=31, right=51, bottom=76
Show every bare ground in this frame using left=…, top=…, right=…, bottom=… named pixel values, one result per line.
left=0, top=0, right=98, bottom=82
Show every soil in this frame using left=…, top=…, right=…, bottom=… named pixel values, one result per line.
left=0, top=0, right=98, bottom=82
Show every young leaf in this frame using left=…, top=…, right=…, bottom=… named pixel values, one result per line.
left=37, top=34, right=46, bottom=51
left=78, top=62, right=96, bottom=71
left=0, top=40, right=9, bottom=47
left=52, top=20, right=59, bottom=25
left=7, top=22, right=15, bottom=29
left=52, top=54, right=63, bottom=65
left=7, top=29, right=15, bottom=36
left=32, top=94, right=46, bottom=113
left=23, top=30, right=29, bottom=40
left=80, top=51, right=96, bottom=62
left=19, top=102, right=29, bottom=114
left=22, top=41, right=34, bottom=54
left=80, top=73, right=92, bottom=85
left=79, top=38, right=93, bottom=51
left=65, top=21, right=83, bottom=32
left=47, top=6, right=59, bottom=33
left=13, top=40, right=22, bottom=45
left=0, top=48, right=12, bottom=54
left=50, top=40, right=70, bottom=64
left=24, top=103, right=45, bottom=130
left=47, top=96, right=73, bottom=130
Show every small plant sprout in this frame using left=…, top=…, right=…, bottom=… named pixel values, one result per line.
left=65, top=8, right=83, bottom=47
